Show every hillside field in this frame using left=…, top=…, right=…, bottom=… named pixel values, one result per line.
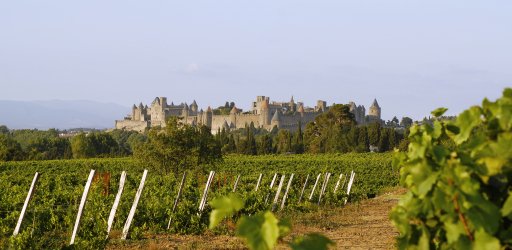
left=0, top=153, right=397, bottom=249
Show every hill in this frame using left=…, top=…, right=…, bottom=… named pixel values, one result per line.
left=0, top=100, right=128, bottom=129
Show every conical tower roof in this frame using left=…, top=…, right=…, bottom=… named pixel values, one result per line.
left=298, top=105, right=304, bottom=113
left=371, top=99, right=380, bottom=108
left=191, top=100, right=198, bottom=107
left=271, top=110, right=281, bottom=121
left=230, top=105, right=238, bottom=114
left=207, top=106, right=212, bottom=112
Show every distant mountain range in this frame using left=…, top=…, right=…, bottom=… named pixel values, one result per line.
left=0, top=100, right=129, bottom=130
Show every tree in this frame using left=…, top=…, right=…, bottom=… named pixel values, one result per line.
left=0, top=125, right=8, bottom=135
left=276, top=130, right=292, bottom=153
left=357, top=126, right=369, bottom=152
left=133, top=117, right=222, bottom=174
left=245, top=126, right=257, bottom=155
left=27, top=137, right=72, bottom=160
left=400, top=117, right=413, bottom=128
left=388, top=128, right=397, bottom=150
left=222, top=134, right=236, bottom=154
left=378, top=128, right=390, bottom=152
left=0, top=134, right=24, bottom=161
left=304, top=104, right=356, bottom=153
left=71, top=133, right=95, bottom=158
left=257, top=134, right=274, bottom=155
left=391, top=116, right=399, bottom=125
left=367, top=122, right=381, bottom=147
left=292, top=122, right=304, bottom=154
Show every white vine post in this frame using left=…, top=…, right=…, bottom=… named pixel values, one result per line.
left=254, top=173, right=263, bottom=191
left=13, top=172, right=40, bottom=236
left=271, top=174, right=286, bottom=211
left=106, top=171, right=126, bottom=238
left=298, top=174, right=309, bottom=203
left=121, top=169, right=148, bottom=240
left=318, top=172, right=331, bottom=205
left=340, top=173, right=348, bottom=190
left=203, top=171, right=216, bottom=211
left=168, top=171, right=187, bottom=229
left=333, top=173, right=343, bottom=193
left=199, top=171, right=215, bottom=213
left=198, top=171, right=214, bottom=212
left=280, top=173, right=294, bottom=210
left=70, top=169, right=95, bottom=245
left=345, top=171, right=356, bottom=205
left=308, top=173, right=321, bottom=201
left=270, top=173, right=277, bottom=188
left=232, top=174, right=241, bottom=192
left=264, top=173, right=278, bottom=204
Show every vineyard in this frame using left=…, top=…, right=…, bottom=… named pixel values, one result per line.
left=0, top=153, right=396, bottom=249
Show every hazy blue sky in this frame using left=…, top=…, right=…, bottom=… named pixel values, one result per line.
left=1, top=0, right=510, bottom=120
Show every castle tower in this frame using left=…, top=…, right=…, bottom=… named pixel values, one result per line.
left=357, top=105, right=366, bottom=124
left=159, top=97, right=167, bottom=108
left=132, top=104, right=137, bottom=120
left=298, top=104, right=305, bottom=117
left=316, top=100, right=327, bottom=112
left=190, top=100, right=198, bottom=114
left=289, top=96, right=296, bottom=112
left=368, top=99, right=381, bottom=120
left=206, top=106, right=213, bottom=128
left=230, top=105, right=238, bottom=127
left=271, top=110, right=281, bottom=128
left=182, top=103, right=189, bottom=121
left=198, top=109, right=204, bottom=125
left=136, top=102, right=144, bottom=121
left=349, top=102, right=357, bottom=113
left=260, top=99, right=270, bottom=126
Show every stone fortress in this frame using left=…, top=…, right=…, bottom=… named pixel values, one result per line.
left=115, top=96, right=382, bottom=133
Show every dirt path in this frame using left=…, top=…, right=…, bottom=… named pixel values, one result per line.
left=286, top=189, right=404, bottom=249
left=107, top=189, right=404, bottom=249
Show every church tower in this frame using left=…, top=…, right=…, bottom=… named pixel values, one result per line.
left=368, top=99, right=381, bottom=120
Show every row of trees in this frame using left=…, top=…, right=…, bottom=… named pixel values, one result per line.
left=0, top=126, right=146, bottom=161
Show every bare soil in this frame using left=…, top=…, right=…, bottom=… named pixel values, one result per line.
left=107, top=188, right=404, bottom=250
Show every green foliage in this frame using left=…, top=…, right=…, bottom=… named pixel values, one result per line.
left=0, top=134, right=24, bottom=161
left=71, top=132, right=119, bottom=158
left=304, top=104, right=356, bottom=153
left=275, top=129, right=292, bottom=154
left=0, top=125, right=8, bottom=135
left=209, top=194, right=244, bottom=229
left=290, top=233, right=334, bottom=250
left=237, top=211, right=281, bottom=250
left=391, top=88, right=512, bottom=249
left=133, top=117, right=222, bottom=174
left=27, top=137, right=72, bottom=160
left=210, top=195, right=332, bottom=250
left=0, top=152, right=395, bottom=248
left=400, top=117, right=413, bottom=128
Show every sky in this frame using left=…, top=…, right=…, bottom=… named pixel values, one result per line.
left=0, top=0, right=510, bottom=121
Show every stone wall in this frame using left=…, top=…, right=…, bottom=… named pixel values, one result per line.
left=115, top=120, right=148, bottom=133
